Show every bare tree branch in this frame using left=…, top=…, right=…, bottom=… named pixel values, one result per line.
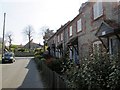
left=6, top=31, right=13, bottom=51
left=23, top=25, right=34, bottom=51
left=39, top=26, right=49, bottom=36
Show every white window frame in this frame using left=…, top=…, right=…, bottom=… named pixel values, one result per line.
left=58, top=35, right=60, bottom=42
left=55, top=36, right=57, bottom=45
left=69, top=46, right=73, bottom=60
left=54, top=37, right=55, bottom=43
left=69, top=26, right=73, bottom=36
left=77, top=19, right=82, bottom=32
left=93, top=0, right=103, bottom=20
left=61, top=32, right=63, bottom=41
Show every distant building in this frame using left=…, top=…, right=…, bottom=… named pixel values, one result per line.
left=24, top=39, right=43, bottom=50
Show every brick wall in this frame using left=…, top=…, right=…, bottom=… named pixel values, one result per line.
left=47, top=1, right=120, bottom=62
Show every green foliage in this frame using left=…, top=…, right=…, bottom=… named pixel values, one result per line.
left=34, top=48, right=44, bottom=59
left=34, top=58, right=42, bottom=70
left=34, top=49, right=120, bottom=90
left=47, top=58, right=63, bottom=74
left=17, top=48, right=25, bottom=52
left=11, top=45, right=18, bottom=49
left=10, top=45, right=19, bottom=52
left=34, top=48, right=43, bottom=55
left=63, top=52, right=120, bottom=90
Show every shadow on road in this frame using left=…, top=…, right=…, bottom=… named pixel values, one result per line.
left=17, top=58, right=44, bottom=89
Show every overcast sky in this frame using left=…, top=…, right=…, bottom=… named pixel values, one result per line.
left=8, top=0, right=120, bottom=46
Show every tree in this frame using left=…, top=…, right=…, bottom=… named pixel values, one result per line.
left=40, top=26, right=54, bottom=51
left=6, top=32, right=13, bottom=51
left=39, top=26, right=49, bottom=37
left=23, top=25, right=34, bottom=51
left=43, top=28, right=54, bottom=43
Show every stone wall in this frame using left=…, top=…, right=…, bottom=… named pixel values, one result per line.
left=14, top=51, right=34, bottom=57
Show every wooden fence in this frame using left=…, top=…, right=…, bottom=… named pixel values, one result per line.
left=36, top=58, right=68, bottom=89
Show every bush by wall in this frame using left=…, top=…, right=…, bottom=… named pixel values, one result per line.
left=46, top=58, right=63, bottom=74
left=35, top=50, right=120, bottom=90
left=63, top=52, right=120, bottom=90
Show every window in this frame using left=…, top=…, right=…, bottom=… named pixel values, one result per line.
left=54, top=37, right=55, bottom=43
left=55, top=36, right=57, bottom=45
left=77, top=19, right=82, bottom=32
left=69, top=26, right=72, bottom=36
left=58, top=35, right=60, bottom=42
left=61, top=32, right=63, bottom=41
left=93, top=0, right=103, bottom=20
left=69, top=46, right=73, bottom=60
left=93, top=41, right=102, bottom=55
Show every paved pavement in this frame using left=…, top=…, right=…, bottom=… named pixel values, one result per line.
left=1, top=57, right=44, bottom=89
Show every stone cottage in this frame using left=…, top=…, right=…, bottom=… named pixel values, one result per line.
left=47, top=0, right=120, bottom=64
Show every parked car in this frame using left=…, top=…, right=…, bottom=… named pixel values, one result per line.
left=2, top=52, right=15, bottom=63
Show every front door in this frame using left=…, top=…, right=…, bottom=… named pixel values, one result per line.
left=109, top=37, right=120, bottom=55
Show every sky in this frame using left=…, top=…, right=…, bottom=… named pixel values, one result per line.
left=0, top=0, right=119, bottom=45
left=0, top=0, right=89, bottom=45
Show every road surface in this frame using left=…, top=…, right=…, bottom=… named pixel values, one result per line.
left=2, top=57, right=44, bottom=89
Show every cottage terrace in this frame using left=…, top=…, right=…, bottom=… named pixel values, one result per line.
left=47, top=0, right=120, bottom=65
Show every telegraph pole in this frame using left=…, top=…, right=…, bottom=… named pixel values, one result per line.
left=2, top=13, right=6, bottom=58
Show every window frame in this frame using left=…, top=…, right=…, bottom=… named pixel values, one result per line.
left=93, top=0, right=103, bottom=20
left=61, top=32, right=63, bottom=41
left=69, top=26, right=73, bottom=36
left=57, top=35, right=60, bottom=42
left=77, top=18, right=82, bottom=32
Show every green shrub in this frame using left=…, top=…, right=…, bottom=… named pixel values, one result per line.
left=41, top=58, right=46, bottom=61
left=63, top=52, right=120, bottom=90
left=34, top=48, right=44, bottom=59
left=47, top=58, right=63, bottom=74
left=34, top=57, right=46, bottom=70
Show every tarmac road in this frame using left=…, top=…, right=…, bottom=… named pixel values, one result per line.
left=2, top=57, right=44, bottom=89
